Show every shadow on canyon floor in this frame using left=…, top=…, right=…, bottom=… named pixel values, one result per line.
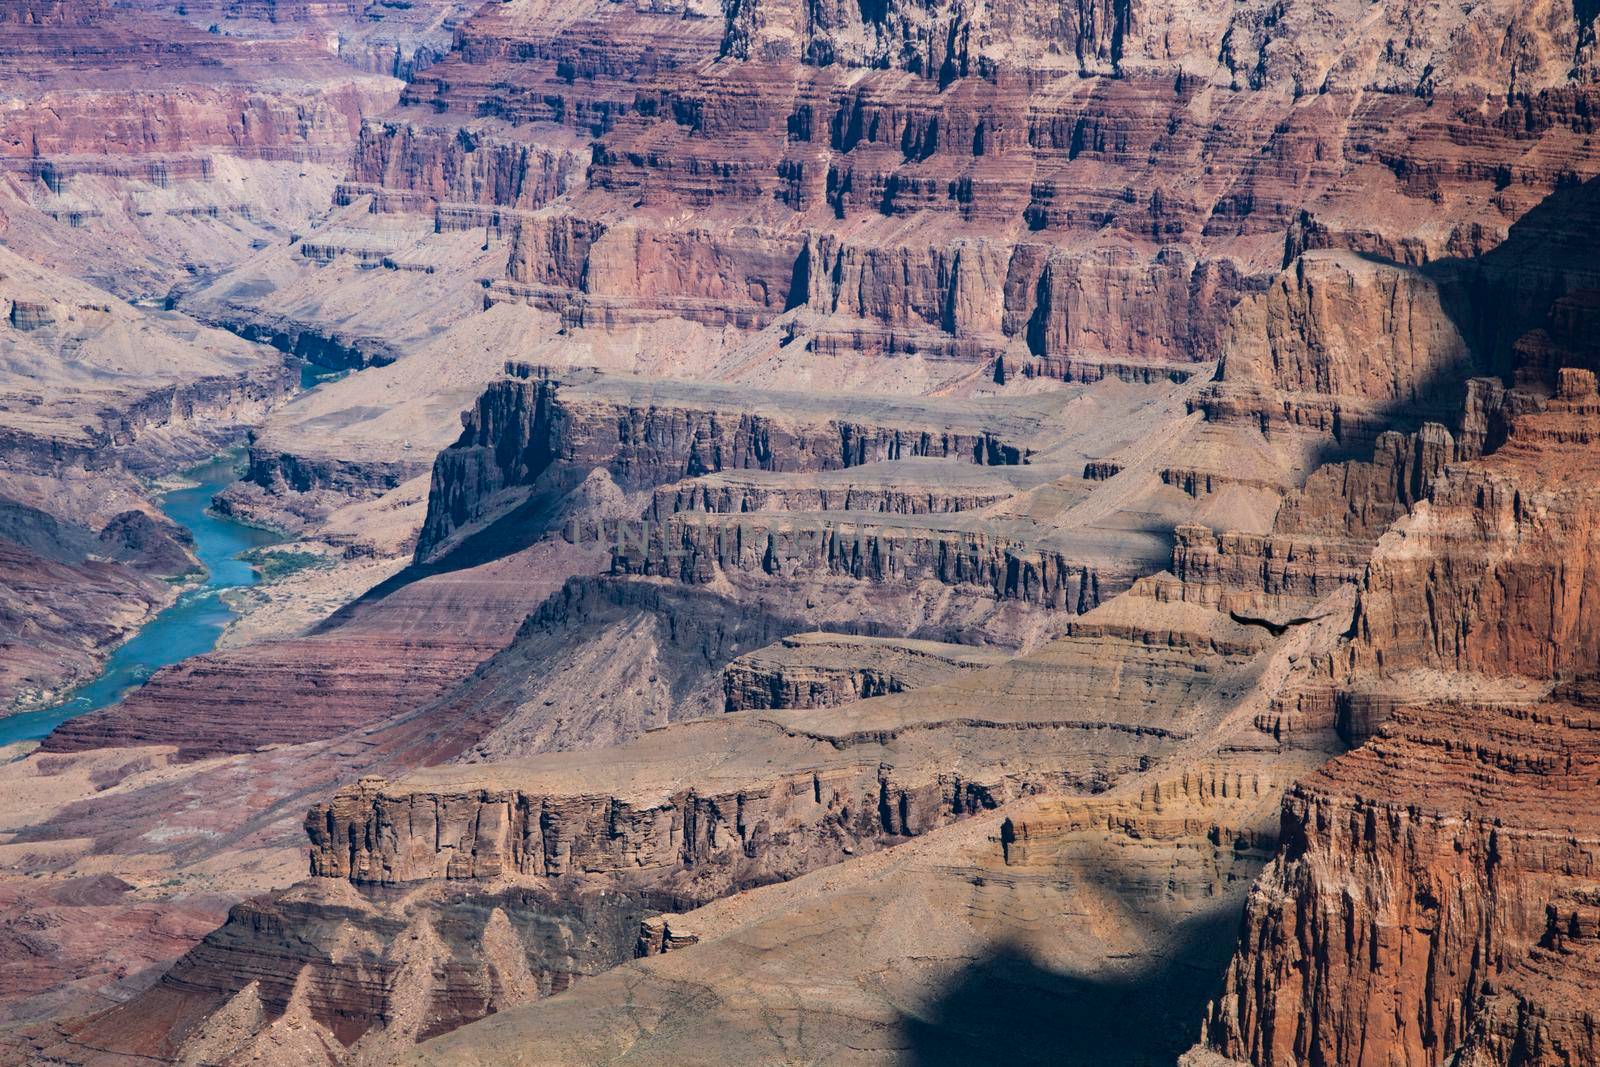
left=900, top=910, right=1240, bottom=1066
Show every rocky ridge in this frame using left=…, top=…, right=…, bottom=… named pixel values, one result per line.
left=1200, top=368, right=1600, bottom=1067
left=3, top=0, right=1600, bottom=1061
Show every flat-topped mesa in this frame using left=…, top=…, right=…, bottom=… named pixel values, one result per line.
left=72, top=743, right=1301, bottom=1063
left=303, top=761, right=1015, bottom=894
left=722, top=633, right=1013, bottom=711
left=388, top=758, right=1305, bottom=1065
left=248, top=588, right=1319, bottom=1057
left=415, top=366, right=1046, bottom=562
left=304, top=674, right=1251, bottom=899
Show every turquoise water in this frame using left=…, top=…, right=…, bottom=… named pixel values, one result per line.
left=300, top=361, right=349, bottom=390
left=0, top=454, right=280, bottom=746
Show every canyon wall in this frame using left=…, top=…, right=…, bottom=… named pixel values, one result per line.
left=1201, top=381, right=1600, bottom=1064
left=6, top=0, right=1600, bottom=1060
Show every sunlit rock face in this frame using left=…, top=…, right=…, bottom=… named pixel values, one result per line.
left=3, top=0, right=1600, bottom=1063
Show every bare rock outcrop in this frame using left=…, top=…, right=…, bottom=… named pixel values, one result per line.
left=722, top=632, right=1010, bottom=710
left=1202, top=373, right=1600, bottom=1066
left=13, top=0, right=1600, bottom=1059
left=417, top=365, right=1045, bottom=561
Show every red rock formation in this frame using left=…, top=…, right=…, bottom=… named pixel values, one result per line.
left=10, top=0, right=1600, bottom=1059
left=306, top=0, right=1597, bottom=393
left=1202, top=371, right=1600, bottom=1066
left=417, top=365, right=1045, bottom=560
left=1454, top=887, right=1600, bottom=1066
left=0, top=3, right=392, bottom=163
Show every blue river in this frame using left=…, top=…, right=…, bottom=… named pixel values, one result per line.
left=0, top=454, right=280, bottom=746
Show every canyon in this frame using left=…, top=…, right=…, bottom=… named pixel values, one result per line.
left=0, top=0, right=1596, bottom=1063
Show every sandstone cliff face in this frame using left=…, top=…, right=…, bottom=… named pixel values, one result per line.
left=1453, top=886, right=1600, bottom=1066
left=649, top=464, right=1025, bottom=517
left=302, top=764, right=1010, bottom=893
left=40, top=499, right=1352, bottom=1059
left=1350, top=379, right=1600, bottom=681
left=184, top=0, right=1600, bottom=565
left=1206, top=252, right=1474, bottom=438
left=1201, top=373, right=1600, bottom=1066
left=1, top=82, right=382, bottom=165
left=416, top=365, right=1042, bottom=561
left=341, top=118, right=586, bottom=218
left=0, top=0, right=394, bottom=162
left=11, top=0, right=1600, bottom=1058
left=322, top=0, right=1600, bottom=399
left=610, top=511, right=1112, bottom=612
left=1208, top=689, right=1600, bottom=1067
left=722, top=0, right=1596, bottom=91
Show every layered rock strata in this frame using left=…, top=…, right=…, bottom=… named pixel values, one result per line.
left=416, top=364, right=1057, bottom=561
left=9, top=0, right=1600, bottom=1060
left=42, top=548, right=1356, bottom=1060
left=37, top=539, right=596, bottom=757
left=721, top=632, right=1012, bottom=711
left=1201, top=372, right=1600, bottom=1066
left=0, top=0, right=409, bottom=713
left=0, top=0, right=402, bottom=300
left=189, top=0, right=1600, bottom=546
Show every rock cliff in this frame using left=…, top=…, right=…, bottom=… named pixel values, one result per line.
left=1201, top=379, right=1600, bottom=1065
left=6, top=0, right=1600, bottom=1059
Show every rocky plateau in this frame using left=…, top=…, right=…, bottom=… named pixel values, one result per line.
left=0, top=0, right=1598, bottom=1062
